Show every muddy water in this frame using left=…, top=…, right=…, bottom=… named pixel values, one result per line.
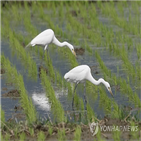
left=1, top=9, right=141, bottom=121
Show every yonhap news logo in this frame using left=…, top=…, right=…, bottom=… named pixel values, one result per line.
left=89, top=122, right=138, bottom=136
left=89, top=122, right=99, bottom=136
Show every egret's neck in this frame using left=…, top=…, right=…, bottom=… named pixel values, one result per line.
left=62, top=41, right=71, bottom=48
left=53, top=36, right=70, bottom=47
left=87, top=73, right=107, bottom=86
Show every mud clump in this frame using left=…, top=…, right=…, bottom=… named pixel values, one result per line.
left=75, top=48, right=85, bottom=55
left=38, top=66, right=48, bottom=78
left=2, top=89, right=20, bottom=98
left=1, top=69, right=5, bottom=74
left=70, top=10, right=80, bottom=17
left=14, top=105, right=23, bottom=111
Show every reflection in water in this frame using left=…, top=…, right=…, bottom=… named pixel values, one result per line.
left=31, top=87, right=68, bottom=115
left=32, top=93, right=50, bottom=111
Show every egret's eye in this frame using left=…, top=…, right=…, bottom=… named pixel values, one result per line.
left=108, top=87, right=110, bottom=89
left=72, top=49, right=74, bottom=51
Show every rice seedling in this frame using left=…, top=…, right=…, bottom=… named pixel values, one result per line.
left=40, top=69, right=65, bottom=122
left=58, top=128, right=66, bottom=141
left=11, top=4, right=22, bottom=24
left=95, top=18, right=140, bottom=80
left=74, top=126, right=81, bottom=141
left=110, top=42, right=138, bottom=80
left=37, top=131, right=46, bottom=141
left=130, top=121, right=139, bottom=139
left=29, top=127, right=34, bottom=137
left=96, top=127, right=103, bottom=141
left=1, top=24, right=38, bottom=80
left=19, top=132, right=26, bottom=141
left=97, top=0, right=102, bottom=8
left=37, top=2, right=44, bottom=20
left=1, top=135, right=4, bottom=141
left=95, top=50, right=141, bottom=109
left=86, top=82, right=98, bottom=102
left=14, top=127, right=19, bottom=138
left=64, top=3, right=104, bottom=48
left=23, top=14, right=38, bottom=37
left=87, top=103, right=96, bottom=122
left=1, top=54, right=37, bottom=123
left=55, top=70, right=66, bottom=88
left=3, top=133, right=10, bottom=141
left=1, top=108, right=5, bottom=124
left=112, top=128, right=121, bottom=141
left=66, top=82, right=95, bottom=123
left=136, top=44, right=141, bottom=60
left=58, top=2, right=64, bottom=20
left=48, top=125, right=53, bottom=135
left=100, top=1, right=140, bottom=36
left=99, top=87, right=122, bottom=119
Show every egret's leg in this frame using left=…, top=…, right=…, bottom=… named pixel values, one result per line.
left=84, top=82, right=87, bottom=110
left=44, top=45, right=49, bottom=61
left=42, top=51, right=45, bottom=60
left=41, top=46, right=48, bottom=65
left=72, top=83, right=79, bottom=110
left=40, top=51, right=45, bottom=65
left=47, top=49, right=49, bottom=61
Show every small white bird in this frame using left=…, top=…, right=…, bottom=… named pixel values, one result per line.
left=64, top=65, right=113, bottom=110
left=25, top=29, right=76, bottom=56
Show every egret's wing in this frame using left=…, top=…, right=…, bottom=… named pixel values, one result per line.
left=31, top=29, right=54, bottom=46
left=64, top=65, right=89, bottom=83
left=68, top=65, right=88, bottom=74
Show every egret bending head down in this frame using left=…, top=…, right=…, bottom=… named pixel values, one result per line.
left=25, top=29, right=76, bottom=56
left=64, top=65, right=113, bottom=110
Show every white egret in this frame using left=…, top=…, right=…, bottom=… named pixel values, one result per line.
left=64, top=65, right=113, bottom=110
left=25, top=29, right=76, bottom=56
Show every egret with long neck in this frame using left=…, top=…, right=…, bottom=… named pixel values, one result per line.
left=25, top=29, right=76, bottom=57
left=64, top=65, right=113, bottom=110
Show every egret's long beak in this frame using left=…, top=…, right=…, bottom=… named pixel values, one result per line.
left=73, top=50, right=76, bottom=57
left=109, top=89, right=114, bottom=97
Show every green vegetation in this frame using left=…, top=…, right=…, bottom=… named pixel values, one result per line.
left=1, top=54, right=37, bottom=123
left=40, top=69, right=65, bottom=122
left=1, top=108, right=5, bottom=123
left=37, top=131, right=45, bottom=141
left=1, top=1, right=141, bottom=140
left=74, top=126, right=81, bottom=141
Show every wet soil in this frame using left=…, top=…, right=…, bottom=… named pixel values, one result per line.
left=2, top=114, right=141, bottom=141
left=1, top=68, right=5, bottom=74
left=14, top=105, right=23, bottom=111
left=75, top=48, right=85, bottom=55
left=2, top=89, right=20, bottom=98
left=38, top=65, right=48, bottom=78
left=70, top=10, right=80, bottom=17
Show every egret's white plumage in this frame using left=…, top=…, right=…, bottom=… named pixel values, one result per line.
left=64, top=65, right=113, bottom=110
left=64, top=65, right=89, bottom=83
left=25, top=29, right=76, bottom=56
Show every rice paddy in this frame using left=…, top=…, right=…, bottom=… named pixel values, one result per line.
left=1, top=1, right=141, bottom=140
